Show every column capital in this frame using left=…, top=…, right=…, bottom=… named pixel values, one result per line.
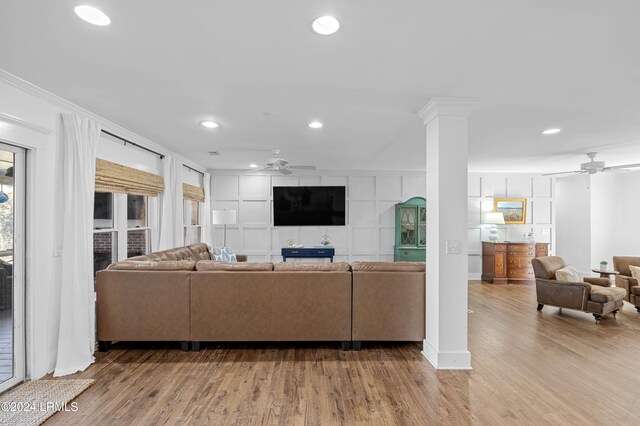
left=417, top=97, right=478, bottom=125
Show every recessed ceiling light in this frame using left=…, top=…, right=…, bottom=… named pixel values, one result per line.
left=308, top=121, right=323, bottom=129
left=312, top=16, right=340, bottom=35
left=249, top=164, right=258, bottom=168
left=200, top=120, right=219, bottom=129
left=542, top=128, right=561, bottom=135
left=74, top=5, right=111, bottom=26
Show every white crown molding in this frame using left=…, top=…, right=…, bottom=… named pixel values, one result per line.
left=417, top=97, right=479, bottom=125
left=0, top=112, right=52, bottom=135
left=0, top=68, right=206, bottom=173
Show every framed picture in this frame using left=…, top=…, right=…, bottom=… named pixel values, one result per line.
left=494, top=198, right=527, bottom=224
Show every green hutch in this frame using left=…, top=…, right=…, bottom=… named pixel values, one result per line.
left=394, top=197, right=426, bottom=262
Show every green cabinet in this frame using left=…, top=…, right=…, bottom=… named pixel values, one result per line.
left=394, top=197, right=426, bottom=262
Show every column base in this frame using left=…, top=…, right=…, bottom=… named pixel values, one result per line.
left=422, top=339, right=472, bottom=370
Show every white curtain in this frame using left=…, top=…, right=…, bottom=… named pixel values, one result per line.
left=202, top=172, right=212, bottom=246
left=53, top=114, right=101, bottom=376
left=157, top=155, right=184, bottom=250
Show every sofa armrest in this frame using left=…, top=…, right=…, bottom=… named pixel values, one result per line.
left=616, top=275, right=639, bottom=288
left=615, top=275, right=638, bottom=302
left=584, top=277, right=612, bottom=287
left=536, top=279, right=591, bottom=310
left=236, top=255, right=247, bottom=262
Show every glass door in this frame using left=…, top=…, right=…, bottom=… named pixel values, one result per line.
left=0, top=142, right=25, bottom=392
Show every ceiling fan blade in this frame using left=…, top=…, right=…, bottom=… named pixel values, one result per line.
left=279, top=168, right=293, bottom=175
left=542, top=170, right=584, bottom=176
left=602, top=163, right=640, bottom=171
left=274, top=158, right=289, bottom=166
left=287, top=165, right=317, bottom=170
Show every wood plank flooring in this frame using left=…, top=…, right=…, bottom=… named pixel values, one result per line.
left=45, top=281, right=640, bottom=425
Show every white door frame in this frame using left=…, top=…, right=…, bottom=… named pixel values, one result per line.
left=0, top=142, right=26, bottom=393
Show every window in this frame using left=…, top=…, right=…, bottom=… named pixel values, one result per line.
left=183, top=199, right=201, bottom=245
left=93, top=192, right=157, bottom=275
left=93, top=192, right=117, bottom=275
left=126, top=195, right=150, bottom=258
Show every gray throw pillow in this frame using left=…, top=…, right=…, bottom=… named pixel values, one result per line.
left=211, top=247, right=237, bottom=262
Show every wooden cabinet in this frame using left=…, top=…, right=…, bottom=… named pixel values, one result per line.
left=394, top=197, right=426, bottom=262
left=482, top=242, right=549, bottom=284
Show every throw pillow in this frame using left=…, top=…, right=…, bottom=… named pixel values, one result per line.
left=629, top=265, right=640, bottom=280
left=555, top=265, right=582, bottom=282
left=211, top=247, right=237, bottom=262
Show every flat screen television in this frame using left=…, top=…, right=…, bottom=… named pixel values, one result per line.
left=273, top=186, right=346, bottom=226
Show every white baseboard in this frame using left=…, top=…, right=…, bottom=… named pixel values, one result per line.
left=422, top=339, right=472, bottom=370
left=468, top=273, right=481, bottom=280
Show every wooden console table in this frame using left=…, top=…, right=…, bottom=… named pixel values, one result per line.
left=481, top=242, right=549, bottom=284
left=281, top=247, right=335, bottom=262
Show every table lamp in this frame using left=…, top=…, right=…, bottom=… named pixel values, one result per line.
left=484, top=212, right=505, bottom=242
left=212, top=209, right=237, bottom=247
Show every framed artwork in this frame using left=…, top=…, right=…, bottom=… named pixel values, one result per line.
left=494, top=198, right=527, bottom=224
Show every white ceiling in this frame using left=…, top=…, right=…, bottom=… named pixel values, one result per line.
left=1, top=1, right=640, bottom=173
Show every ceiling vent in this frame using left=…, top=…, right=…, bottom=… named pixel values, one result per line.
left=208, top=151, right=221, bottom=156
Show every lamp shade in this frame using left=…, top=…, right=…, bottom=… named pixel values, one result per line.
left=212, top=209, right=237, bottom=225
left=484, top=212, right=505, bottom=225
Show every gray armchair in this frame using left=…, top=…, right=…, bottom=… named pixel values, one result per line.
left=613, top=256, right=640, bottom=311
left=532, top=256, right=627, bottom=323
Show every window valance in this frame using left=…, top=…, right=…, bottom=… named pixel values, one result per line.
left=183, top=183, right=204, bottom=202
left=95, top=158, right=164, bottom=196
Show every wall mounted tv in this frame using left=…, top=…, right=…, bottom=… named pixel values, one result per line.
left=273, top=186, right=346, bottom=226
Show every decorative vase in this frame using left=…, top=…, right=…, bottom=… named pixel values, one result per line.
left=320, top=234, right=331, bottom=246
left=600, top=262, right=608, bottom=271
left=488, top=226, right=499, bottom=242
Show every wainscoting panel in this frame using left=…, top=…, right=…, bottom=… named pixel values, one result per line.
left=468, top=173, right=555, bottom=279
left=210, top=170, right=425, bottom=262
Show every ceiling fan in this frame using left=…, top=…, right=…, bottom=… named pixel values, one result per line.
left=250, top=150, right=317, bottom=175
left=543, top=152, right=640, bottom=176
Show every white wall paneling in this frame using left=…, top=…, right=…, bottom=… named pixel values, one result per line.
left=556, top=171, right=640, bottom=275
left=468, top=173, right=555, bottom=279
left=210, top=171, right=426, bottom=262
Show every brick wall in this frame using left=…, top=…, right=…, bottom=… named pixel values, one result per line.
left=93, top=230, right=148, bottom=257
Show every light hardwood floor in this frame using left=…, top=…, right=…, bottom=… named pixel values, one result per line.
left=46, top=281, right=640, bottom=425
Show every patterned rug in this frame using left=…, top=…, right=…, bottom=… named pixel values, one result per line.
left=0, top=379, right=95, bottom=425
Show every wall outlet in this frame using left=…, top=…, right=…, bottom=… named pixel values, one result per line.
left=446, top=240, right=461, bottom=254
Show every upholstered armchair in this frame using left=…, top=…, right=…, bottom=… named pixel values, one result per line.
left=532, top=256, right=627, bottom=323
left=613, top=257, right=640, bottom=311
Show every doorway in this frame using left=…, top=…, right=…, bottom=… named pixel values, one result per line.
left=0, top=142, right=26, bottom=392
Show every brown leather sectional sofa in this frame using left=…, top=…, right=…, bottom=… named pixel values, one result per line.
left=96, top=243, right=426, bottom=352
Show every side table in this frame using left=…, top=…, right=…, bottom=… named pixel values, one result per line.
left=591, top=269, right=619, bottom=279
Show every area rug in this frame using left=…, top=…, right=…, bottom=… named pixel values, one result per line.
left=0, top=379, right=95, bottom=425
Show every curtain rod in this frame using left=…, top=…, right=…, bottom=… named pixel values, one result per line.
left=101, top=129, right=165, bottom=159
left=184, top=164, right=204, bottom=176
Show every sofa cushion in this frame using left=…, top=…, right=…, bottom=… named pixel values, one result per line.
left=351, top=262, right=425, bottom=272
left=555, top=266, right=582, bottom=283
left=135, top=243, right=211, bottom=262
left=107, top=260, right=196, bottom=271
left=196, top=261, right=273, bottom=271
left=590, top=286, right=627, bottom=303
left=629, top=265, right=640, bottom=280
left=274, top=262, right=351, bottom=271
left=210, top=247, right=237, bottom=262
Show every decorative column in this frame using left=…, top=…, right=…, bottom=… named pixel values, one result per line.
left=418, top=97, right=476, bottom=370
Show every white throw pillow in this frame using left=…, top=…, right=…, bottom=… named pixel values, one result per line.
left=211, top=247, right=237, bottom=262
left=629, top=265, right=640, bottom=280
left=555, top=265, right=583, bottom=282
